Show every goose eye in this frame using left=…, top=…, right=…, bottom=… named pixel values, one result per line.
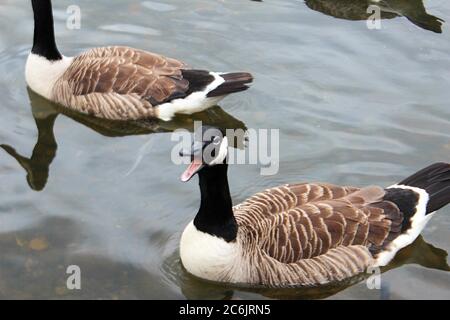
left=213, top=137, right=221, bottom=145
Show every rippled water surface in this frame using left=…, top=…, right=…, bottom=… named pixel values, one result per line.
left=0, top=0, right=449, bottom=299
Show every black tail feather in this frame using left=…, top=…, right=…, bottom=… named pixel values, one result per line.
left=207, top=72, right=253, bottom=98
left=399, top=162, right=450, bottom=213
left=181, top=69, right=215, bottom=96
left=405, top=15, right=444, bottom=34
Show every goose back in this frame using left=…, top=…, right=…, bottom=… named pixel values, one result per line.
left=232, top=183, right=405, bottom=286
left=52, top=46, right=189, bottom=120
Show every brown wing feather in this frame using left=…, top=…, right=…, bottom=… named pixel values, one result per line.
left=67, top=46, right=188, bottom=101
left=236, top=183, right=404, bottom=264
left=52, top=46, right=189, bottom=120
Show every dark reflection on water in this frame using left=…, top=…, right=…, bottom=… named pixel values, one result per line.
left=0, top=89, right=246, bottom=192
left=251, top=0, right=445, bottom=33
left=163, top=235, right=449, bottom=300
left=1, top=112, right=57, bottom=192
left=303, top=0, right=444, bottom=33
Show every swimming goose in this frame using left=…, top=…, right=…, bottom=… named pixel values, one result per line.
left=26, top=0, right=253, bottom=121
left=178, top=126, right=450, bottom=287
left=304, top=0, right=444, bottom=33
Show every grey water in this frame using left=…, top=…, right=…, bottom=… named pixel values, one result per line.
left=0, top=0, right=449, bottom=299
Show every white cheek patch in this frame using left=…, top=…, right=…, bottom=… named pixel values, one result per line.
left=210, top=137, right=229, bottom=166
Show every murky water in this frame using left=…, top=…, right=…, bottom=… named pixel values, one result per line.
left=0, top=0, right=449, bottom=299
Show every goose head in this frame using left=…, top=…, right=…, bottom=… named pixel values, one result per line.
left=180, top=126, right=229, bottom=182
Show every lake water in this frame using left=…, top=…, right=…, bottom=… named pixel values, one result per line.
left=0, top=0, right=449, bottom=299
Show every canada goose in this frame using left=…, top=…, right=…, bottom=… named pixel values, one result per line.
left=26, top=0, right=253, bottom=122
left=178, top=126, right=450, bottom=287
left=304, top=0, right=444, bottom=33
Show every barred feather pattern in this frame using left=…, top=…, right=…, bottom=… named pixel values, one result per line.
left=52, top=46, right=188, bottom=120
left=229, top=183, right=405, bottom=286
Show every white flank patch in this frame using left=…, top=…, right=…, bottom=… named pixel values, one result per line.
left=180, top=221, right=238, bottom=282
left=156, top=72, right=225, bottom=121
left=373, top=184, right=432, bottom=267
left=25, top=53, right=73, bottom=100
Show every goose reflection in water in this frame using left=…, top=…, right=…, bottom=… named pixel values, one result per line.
left=0, top=88, right=246, bottom=192
left=164, top=235, right=449, bottom=299
left=304, top=0, right=444, bottom=33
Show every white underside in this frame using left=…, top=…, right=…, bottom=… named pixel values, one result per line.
left=25, top=53, right=73, bottom=101
left=156, top=72, right=226, bottom=121
left=373, top=184, right=432, bottom=267
left=180, top=221, right=241, bottom=282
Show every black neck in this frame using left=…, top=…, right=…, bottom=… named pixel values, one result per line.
left=31, top=0, right=62, bottom=60
left=194, top=164, right=238, bottom=242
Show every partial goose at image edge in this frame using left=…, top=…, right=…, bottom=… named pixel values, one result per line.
left=302, top=0, right=445, bottom=33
